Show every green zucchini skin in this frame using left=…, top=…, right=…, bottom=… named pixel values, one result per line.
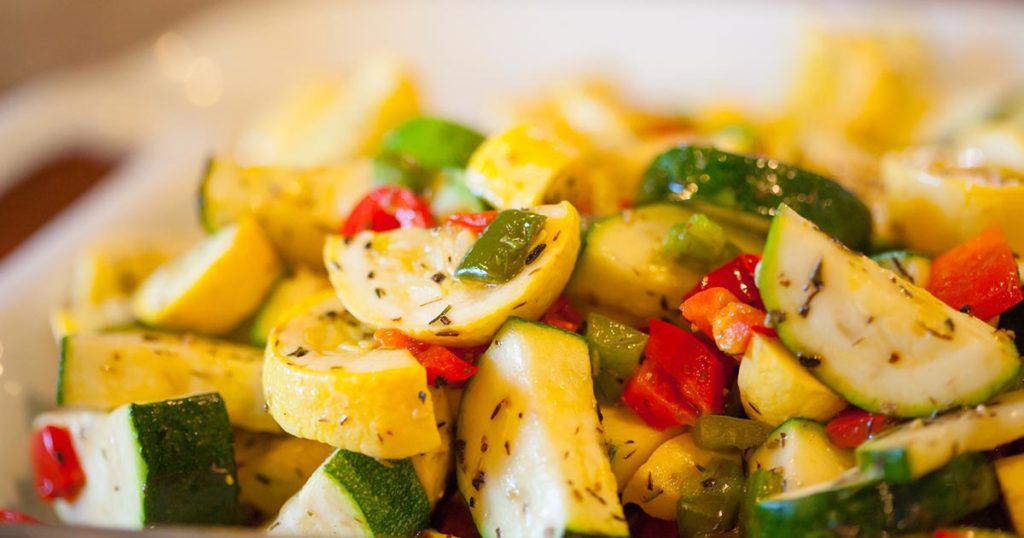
left=637, top=146, right=872, bottom=250
left=322, top=450, right=431, bottom=536
left=750, top=453, right=999, bottom=537
left=131, top=393, right=240, bottom=525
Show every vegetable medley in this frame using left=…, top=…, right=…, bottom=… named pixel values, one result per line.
left=16, top=34, right=1024, bottom=538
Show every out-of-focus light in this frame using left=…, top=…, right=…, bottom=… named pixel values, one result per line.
left=154, top=32, right=194, bottom=83
left=185, top=57, right=224, bottom=107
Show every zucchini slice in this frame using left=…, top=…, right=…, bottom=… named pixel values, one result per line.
left=49, top=301, right=136, bottom=344
left=737, top=334, right=846, bottom=427
left=233, top=432, right=334, bottom=524
left=750, top=453, right=999, bottom=537
left=600, top=405, right=683, bottom=491
left=250, top=267, right=332, bottom=347
left=758, top=205, right=1021, bottom=417
left=858, top=390, right=1024, bottom=482
left=456, top=318, right=628, bottom=537
left=621, top=433, right=737, bottom=520
left=57, top=331, right=277, bottom=432
left=324, top=202, right=580, bottom=346
left=269, top=448, right=431, bottom=537
left=35, top=393, right=239, bottom=528
left=70, top=238, right=188, bottom=307
left=567, top=203, right=763, bottom=324
left=871, top=250, right=932, bottom=287
left=263, top=292, right=441, bottom=459
left=748, top=418, right=854, bottom=492
left=132, top=218, right=283, bottom=335
left=637, top=146, right=873, bottom=250
left=199, top=157, right=372, bottom=268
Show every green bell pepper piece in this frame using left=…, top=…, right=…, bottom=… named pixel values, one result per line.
left=676, top=458, right=746, bottom=537
left=585, top=313, right=648, bottom=404
left=454, top=209, right=546, bottom=284
left=373, top=117, right=485, bottom=190
left=662, top=213, right=740, bottom=269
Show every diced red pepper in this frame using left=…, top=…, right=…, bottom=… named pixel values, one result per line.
left=710, top=302, right=768, bottom=355
left=432, top=492, right=481, bottom=538
left=450, top=345, right=489, bottom=365
left=622, top=359, right=699, bottom=430
left=684, top=253, right=764, bottom=309
left=927, top=226, right=1023, bottom=321
left=0, top=510, right=38, bottom=524
left=628, top=510, right=678, bottom=538
left=373, top=329, right=477, bottom=387
left=340, top=186, right=434, bottom=236
left=540, top=296, right=583, bottom=333
left=680, top=287, right=741, bottom=337
left=825, top=408, right=891, bottom=449
left=31, top=425, right=85, bottom=501
left=645, top=320, right=736, bottom=416
left=932, top=530, right=969, bottom=538
left=445, top=210, right=498, bottom=234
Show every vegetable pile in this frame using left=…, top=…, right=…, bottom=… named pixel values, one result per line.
left=12, top=44, right=1024, bottom=538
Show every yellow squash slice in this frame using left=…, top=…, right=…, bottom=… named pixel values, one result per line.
left=324, top=202, right=581, bottom=346
left=263, top=292, right=440, bottom=459
left=132, top=218, right=282, bottom=335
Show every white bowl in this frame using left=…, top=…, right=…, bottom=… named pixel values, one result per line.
left=1, top=0, right=1022, bottom=533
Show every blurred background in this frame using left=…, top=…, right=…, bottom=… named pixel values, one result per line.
left=0, top=0, right=1023, bottom=263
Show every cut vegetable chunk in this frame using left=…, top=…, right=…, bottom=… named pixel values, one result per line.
left=456, top=318, right=628, bottom=537
left=250, top=267, right=332, bottom=347
left=750, top=453, right=999, bottom=537
left=57, top=331, right=277, bottom=432
left=325, top=202, right=580, bottom=346
left=200, top=157, right=372, bottom=267
left=737, top=334, right=846, bottom=427
left=600, top=405, right=683, bottom=491
left=927, top=225, right=1023, bottom=320
left=637, top=146, right=873, bottom=250
left=586, top=313, right=648, bottom=404
left=758, top=205, right=1021, bottom=417
left=133, top=218, right=282, bottom=335
left=567, top=203, right=763, bottom=324
left=263, top=292, right=440, bottom=459
left=858, top=390, right=1024, bottom=482
left=233, top=432, right=334, bottom=524
left=33, top=393, right=239, bottom=528
left=269, top=449, right=430, bottom=537
left=995, top=453, right=1024, bottom=536
left=748, top=418, right=854, bottom=492
left=70, top=238, right=188, bottom=307
left=622, top=433, right=737, bottom=520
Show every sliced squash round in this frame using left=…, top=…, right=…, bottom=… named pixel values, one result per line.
left=324, top=202, right=581, bottom=346
left=263, top=292, right=441, bottom=459
left=132, top=218, right=282, bottom=335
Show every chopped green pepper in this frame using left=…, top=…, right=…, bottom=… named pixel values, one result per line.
left=692, top=415, right=773, bottom=452
left=373, top=117, right=485, bottom=190
left=454, top=210, right=547, bottom=284
left=676, top=458, right=746, bottom=537
left=662, top=213, right=740, bottom=269
left=585, top=313, right=648, bottom=404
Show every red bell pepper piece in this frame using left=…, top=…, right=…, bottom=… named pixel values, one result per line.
left=0, top=510, right=39, bottom=524
left=680, top=287, right=741, bottom=337
left=645, top=320, right=736, bottom=416
left=684, top=253, right=764, bottom=309
left=445, top=210, right=498, bottom=234
left=825, top=408, right=891, bottom=449
left=710, top=302, right=768, bottom=355
left=540, top=296, right=583, bottom=333
left=31, top=425, right=85, bottom=501
left=373, top=329, right=477, bottom=387
left=432, top=492, right=481, bottom=538
left=628, top=510, right=678, bottom=538
left=340, top=186, right=434, bottom=236
left=622, top=359, right=699, bottom=430
left=933, top=530, right=970, bottom=538
left=927, top=225, right=1023, bottom=321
